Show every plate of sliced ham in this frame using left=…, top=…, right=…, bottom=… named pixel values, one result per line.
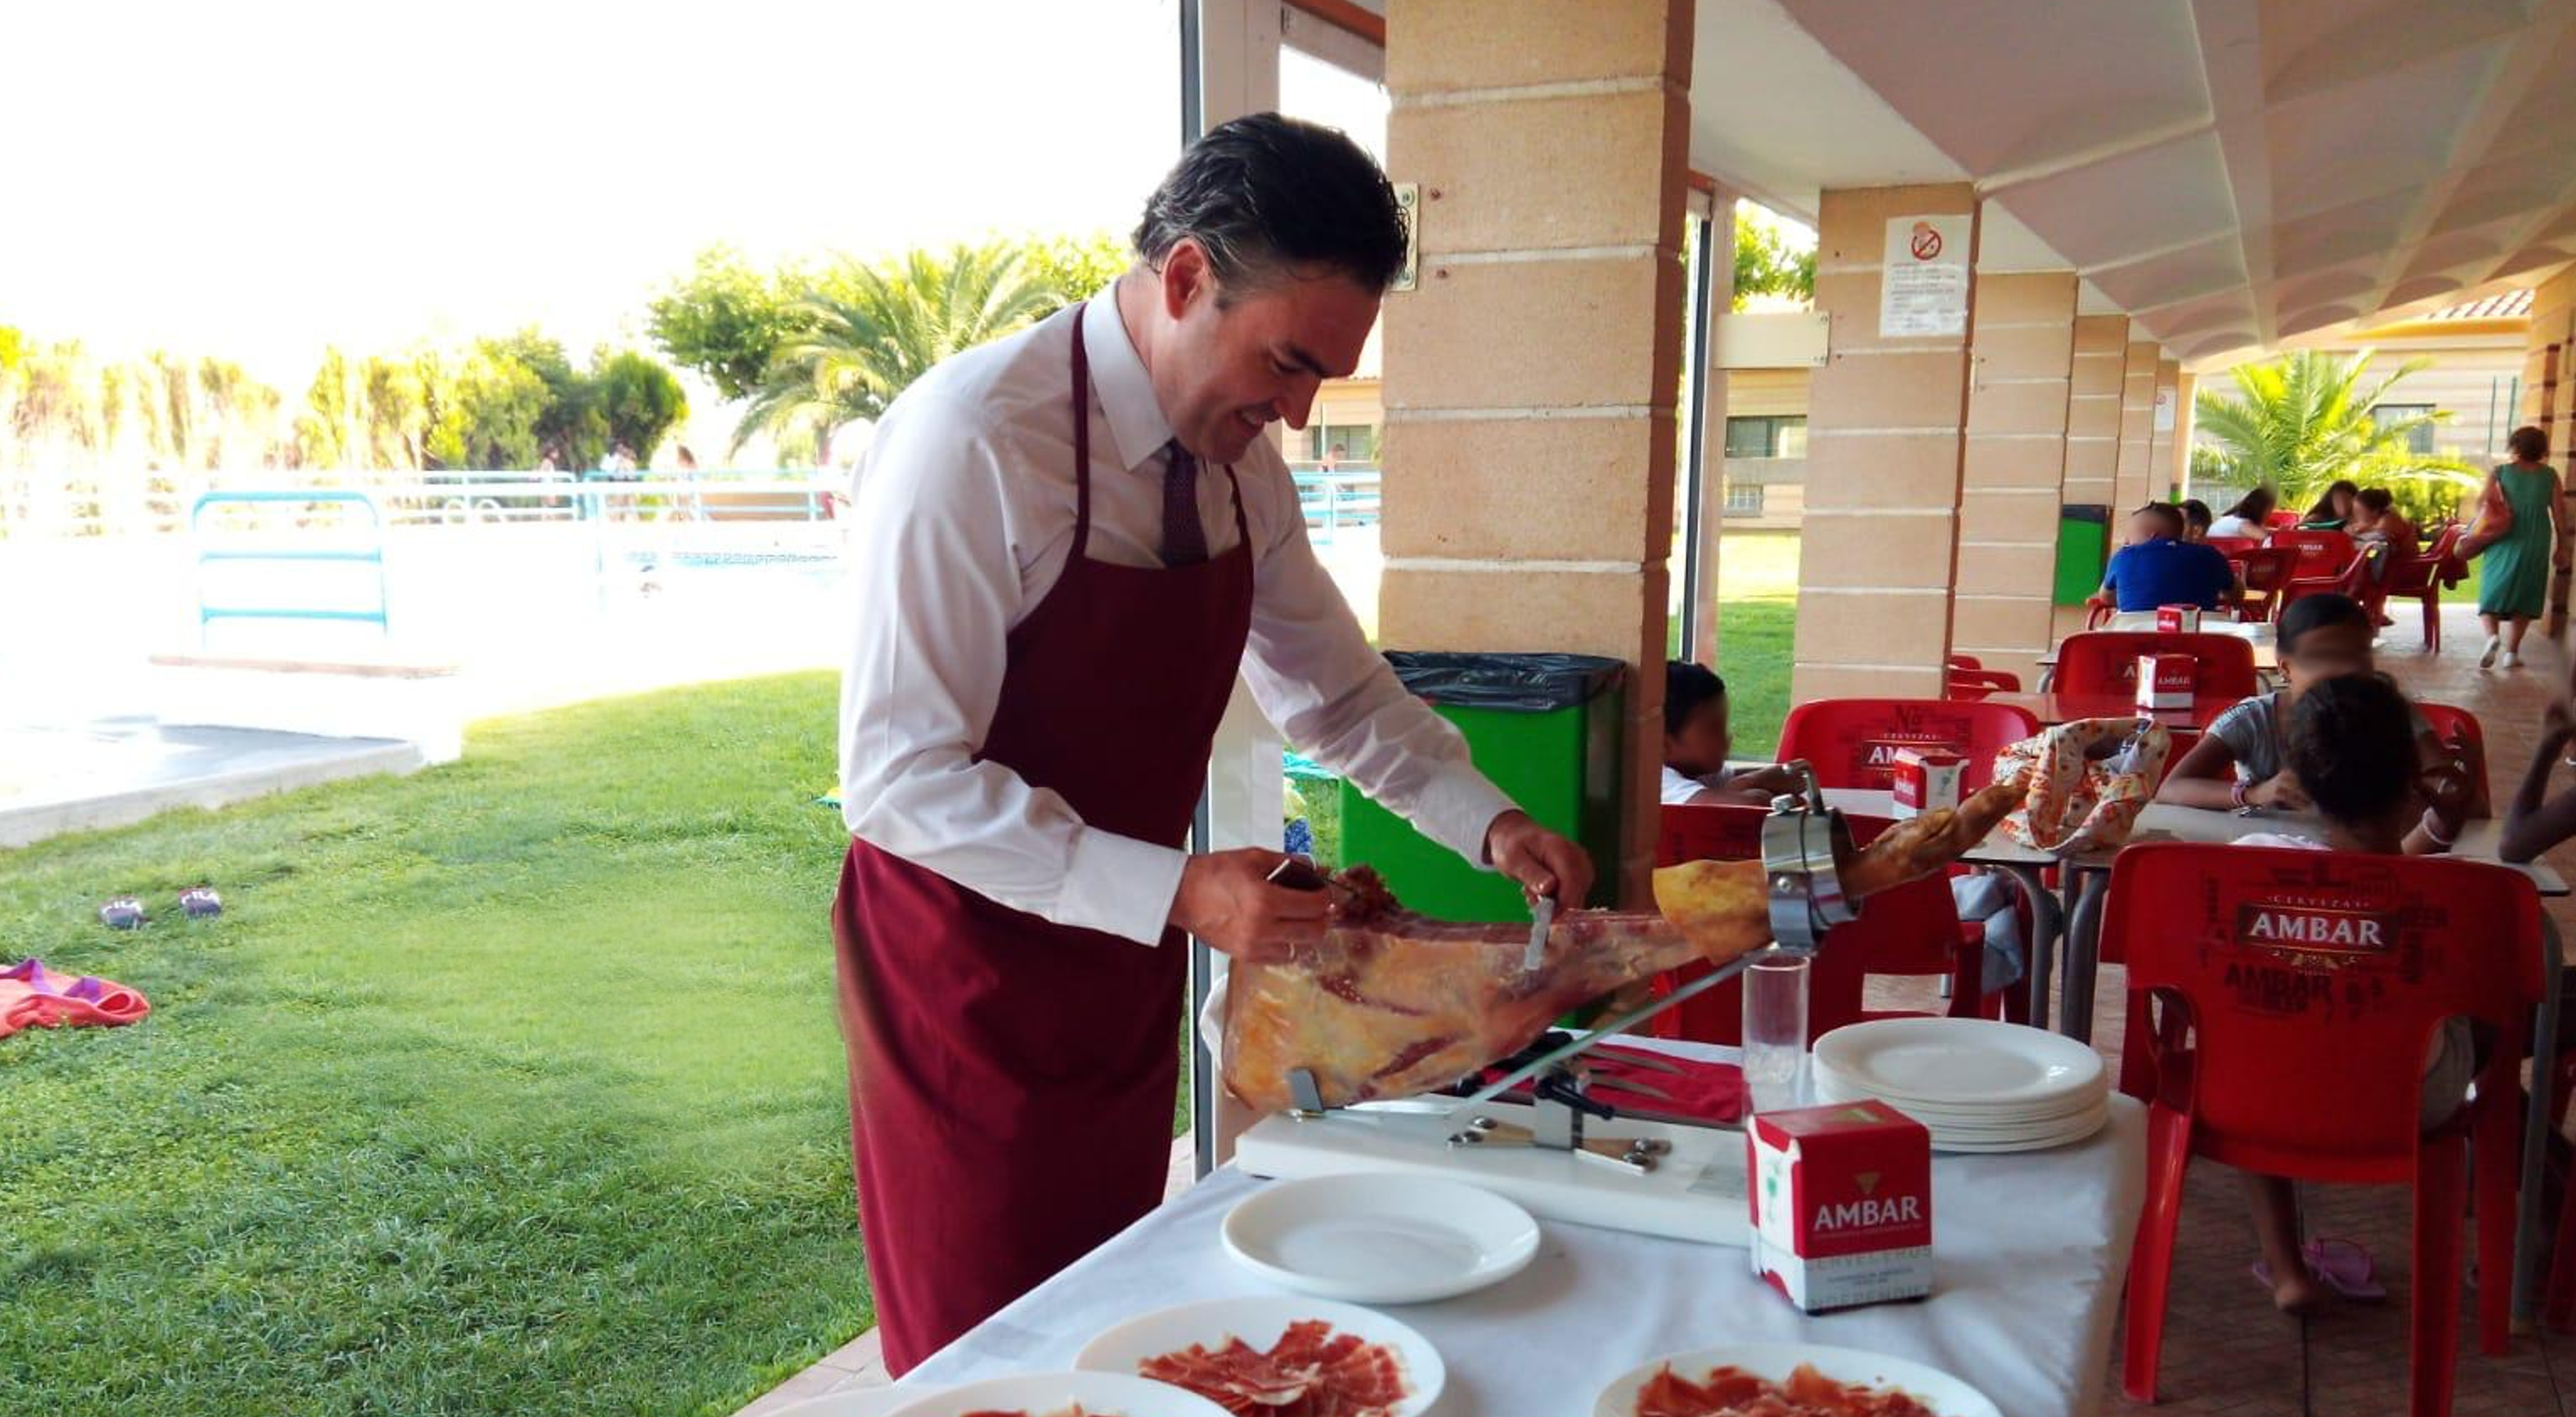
left=1076, top=1297, right=1441, bottom=1417
left=1593, top=1344, right=2000, bottom=1417
left=879, top=1369, right=1230, bottom=1417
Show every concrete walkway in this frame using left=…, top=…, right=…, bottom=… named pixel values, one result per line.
left=0, top=715, right=422, bottom=848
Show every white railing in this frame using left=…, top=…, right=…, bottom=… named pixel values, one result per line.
left=0, top=471, right=844, bottom=542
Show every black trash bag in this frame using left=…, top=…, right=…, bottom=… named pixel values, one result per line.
left=1382, top=651, right=1626, bottom=712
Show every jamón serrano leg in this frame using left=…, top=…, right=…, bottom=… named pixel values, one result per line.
left=1222, top=780, right=2022, bottom=1111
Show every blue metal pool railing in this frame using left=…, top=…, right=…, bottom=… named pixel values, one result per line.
left=192, top=490, right=391, bottom=639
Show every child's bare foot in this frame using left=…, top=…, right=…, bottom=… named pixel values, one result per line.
left=2253, top=1260, right=2322, bottom=1314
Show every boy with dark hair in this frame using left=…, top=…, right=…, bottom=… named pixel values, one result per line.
left=1661, top=661, right=1797, bottom=806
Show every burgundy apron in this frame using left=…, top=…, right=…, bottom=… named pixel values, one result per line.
left=831, top=304, right=1254, bottom=1375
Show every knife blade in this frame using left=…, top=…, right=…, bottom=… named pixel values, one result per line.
left=1521, top=891, right=1555, bottom=973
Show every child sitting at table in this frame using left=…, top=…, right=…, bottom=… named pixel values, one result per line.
left=1662, top=661, right=1799, bottom=806
left=2224, top=672, right=2477, bottom=1312
left=2179, top=498, right=2213, bottom=542
left=2157, top=594, right=2454, bottom=813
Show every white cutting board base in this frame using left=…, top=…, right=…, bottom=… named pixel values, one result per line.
left=1233, top=1101, right=1747, bottom=1246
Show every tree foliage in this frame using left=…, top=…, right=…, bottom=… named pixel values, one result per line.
left=1732, top=209, right=1815, bottom=310
left=646, top=246, right=807, bottom=402
left=1017, top=231, right=1131, bottom=312
left=734, top=242, right=1056, bottom=459
left=591, top=349, right=688, bottom=461
left=2193, top=349, right=2481, bottom=523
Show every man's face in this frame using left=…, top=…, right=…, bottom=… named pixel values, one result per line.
left=1150, top=243, right=1379, bottom=463
left=2128, top=511, right=2174, bottom=544
left=1664, top=696, right=1733, bottom=777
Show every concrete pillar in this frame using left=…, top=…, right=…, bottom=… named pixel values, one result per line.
left=2169, top=370, right=2198, bottom=500
left=2522, top=267, right=2576, bottom=452
left=1687, top=186, right=1736, bottom=669
left=1950, top=270, right=2077, bottom=687
left=1791, top=182, right=1980, bottom=705
left=1380, top=0, right=1695, bottom=907
left=2114, top=338, right=2159, bottom=511
left=2056, top=314, right=2128, bottom=641
left=2146, top=356, right=2182, bottom=501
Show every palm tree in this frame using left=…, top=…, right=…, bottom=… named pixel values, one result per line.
left=733, top=242, right=1056, bottom=460
left=2193, top=349, right=2481, bottom=517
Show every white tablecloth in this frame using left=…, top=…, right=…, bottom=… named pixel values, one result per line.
left=902, top=1098, right=2147, bottom=1417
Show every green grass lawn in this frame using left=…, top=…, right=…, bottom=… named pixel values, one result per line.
left=0, top=674, right=884, bottom=1416
left=1707, top=531, right=1799, bottom=757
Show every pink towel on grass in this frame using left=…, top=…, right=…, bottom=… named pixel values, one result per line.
left=1, top=958, right=151, bottom=1040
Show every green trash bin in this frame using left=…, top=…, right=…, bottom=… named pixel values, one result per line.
left=1340, top=652, right=1627, bottom=922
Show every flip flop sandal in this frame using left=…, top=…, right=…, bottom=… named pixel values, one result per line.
left=2302, top=1237, right=2387, bottom=1302
left=179, top=886, right=223, bottom=920
left=97, top=896, right=147, bottom=930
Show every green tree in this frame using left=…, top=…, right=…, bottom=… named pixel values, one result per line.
left=591, top=349, right=688, bottom=463
left=363, top=353, right=431, bottom=470
left=1018, top=231, right=1131, bottom=312
left=736, top=242, right=1054, bottom=459
left=297, top=347, right=360, bottom=468
left=2193, top=349, right=2481, bottom=523
left=425, top=341, right=550, bottom=470
left=647, top=245, right=808, bottom=401
left=1732, top=209, right=1815, bottom=310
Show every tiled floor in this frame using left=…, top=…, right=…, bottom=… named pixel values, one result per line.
left=735, top=605, right=2576, bottom=1417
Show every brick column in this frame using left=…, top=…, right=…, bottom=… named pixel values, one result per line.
left=2146, top=356, right=2182, bottom=500
left=2170, top=370, right=2198, bottom=499
left=2114, top=338, right=2159, bottom=511
left=1791, top=183, right=1980, bottom=704
left=2521, top=267, right=2576, bottom=452
left=1950, top=271, right=2077, bottom=687
left=2055, top=314, right=2128, bottom=641
left=1380, top=0, right=1694, bottom=907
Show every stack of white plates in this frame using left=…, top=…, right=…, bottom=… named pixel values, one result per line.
left=1812, top=1017, right=2110, bottom=1154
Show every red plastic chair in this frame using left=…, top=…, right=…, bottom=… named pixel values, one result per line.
left=2108, top=844, right=2541, bottom=1412
left=2233, top=545, right=2299, bottom=623
left=2204, top=535, right=2262, bottom=557
left=2272, top=528, right=2358, bottom=576
left=2264, top=509, right=2303, bottom=530
left=2278, top=539, right=2383, bottom=617
left=2049, top=632, right=2260, bottom=699
left=1775, top=698, right=2041, bottom=792
left=1649, top=805, right=2000, bottom=1042
left=2413, top=701, right=2489, bottom=816
left=1944, top=654, right=2022, bottom=701
left=2376, top=524, right=2465, bottom=652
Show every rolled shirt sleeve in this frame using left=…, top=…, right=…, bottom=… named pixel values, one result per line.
left=1235, top=457, right=1519, bottom=867
left=838, top=392, right=1187, bottom=945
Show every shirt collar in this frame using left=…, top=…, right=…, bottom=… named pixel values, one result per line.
left=1080, top=294, right=1177, bottom=473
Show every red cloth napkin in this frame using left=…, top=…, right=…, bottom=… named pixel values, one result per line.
left=1, top=958, right=151, bottom=1040
left=1587, top=1043, right=1747, bottom=1125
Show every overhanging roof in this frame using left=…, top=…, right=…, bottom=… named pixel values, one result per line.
left=1688, top=0, right=2576, bottom=370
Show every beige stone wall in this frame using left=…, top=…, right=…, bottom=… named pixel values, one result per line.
left=2056, top=315, right=2128, bottom=643
left=2523, top=269, right=2576, bottom=455
left=2114, top=339, right=2159, bottom=511
left=2147, top=357, right=2181, bottom=502
left=1951, top=271, right=2075, bottom=687
left=1380, top=0, right=1694, bottom=906
left=1790, top=183, right=1978, bottom=704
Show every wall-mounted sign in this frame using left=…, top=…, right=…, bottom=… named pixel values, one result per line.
left=2152, top=385, right=2177, bottom=433
left=1879, top=215, right=1971, bottom=338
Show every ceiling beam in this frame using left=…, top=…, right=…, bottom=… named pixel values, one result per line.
left=2187, top=0, right=2277, bottom=353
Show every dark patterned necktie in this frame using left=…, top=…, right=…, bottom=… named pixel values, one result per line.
left=1161, top=440, right=1207, bottom=566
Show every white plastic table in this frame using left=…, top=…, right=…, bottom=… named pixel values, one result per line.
left=902, top=1042, right=2148, bottom=1417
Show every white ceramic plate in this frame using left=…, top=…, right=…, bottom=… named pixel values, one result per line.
left=1593, top=1342, right=2002, bottom=1417
left=882, top=1371, right=1230, bottom=1417
left=1927, top=1108, right=2112, bottom=1154
left=1817, top=1078, right=2110, bottom=1136
left=1222, top=1172, right=1540, bottom=1304
left=774, top=1389, right=943, bottom=1417
left=1075, top=1296, right=1443, bottom=1417
left=1812, top=1074, right=2107, bottom=1127
left=1815, top=1018, right=2105, bottom=1109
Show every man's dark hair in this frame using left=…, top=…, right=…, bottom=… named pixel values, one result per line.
left=2285, top=672, right=2416, bottom=826
left=1665, top=661, right=1726, bottom=736
left=2357, top=488, right=2395, bottom=513
left=2511, top=424, right=2551, bottom=462
left=2278, top=591, right=2371, bottom=654
left=1133, top=112, right=1408, bottom=299
left=2133, top=502, right=2186, bottom=537
left=2180, top=499, right=2212, bottom=532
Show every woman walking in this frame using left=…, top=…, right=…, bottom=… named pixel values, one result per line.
left=2474, top=426, right=2570, bottom=669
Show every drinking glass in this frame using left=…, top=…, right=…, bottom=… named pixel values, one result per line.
left=1742, top=952, right=1811, bottom=1114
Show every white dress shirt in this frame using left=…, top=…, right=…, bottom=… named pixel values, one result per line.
left=839, top=298, right=1517, bottom=946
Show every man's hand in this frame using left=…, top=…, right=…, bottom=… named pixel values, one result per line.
left=1169, top=849, right=1331, bottom=963
left=1728, top=763, right=1802, bottom=797
left=2245, top=774, right=2312, bottom=811
left=1485, top=811, right=1595, bottom=910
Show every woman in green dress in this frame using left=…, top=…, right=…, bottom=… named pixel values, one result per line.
left=2475, top=425, right=2571, bottom=669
